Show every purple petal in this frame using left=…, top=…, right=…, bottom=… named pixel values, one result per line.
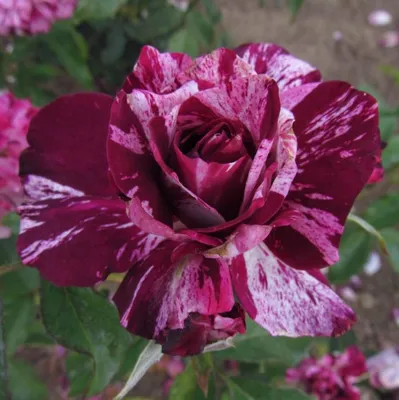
left=123, top=45, right=193, bottom=94
left=235, top=43, right=322, bottom=90
left=18, top=195, right=163, bottom=286
left=113, top=241, right=235, bottom=345
left=18, top=93, right=162, bottom=286
left=231, top=243, right=355, bottom=336
left=21, top=93, right=115, bottom=197
left=267, top=81, right=380, bottom=269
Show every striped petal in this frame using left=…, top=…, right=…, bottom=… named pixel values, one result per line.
left=18, top=93, right=161, bottom=286
left=267, top=81, right=380, bottom=269
left=113, top=241, right=237, bottom=354
left=123, top=45, right=193, bottom=94
left=231, top=243, right=355, bottom=337
left=235, top=43, right=322, bottom=91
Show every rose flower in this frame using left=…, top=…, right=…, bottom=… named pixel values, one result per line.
left=0, top=91, right=37, bottom=238
left=286, top=346, right=367, bottom=400
left=0, top=0, right=78, bottom=36
left=18, top=44, right=381, bottom=355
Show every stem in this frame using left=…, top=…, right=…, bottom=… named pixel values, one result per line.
left=347, top=214, right=388, bottom=254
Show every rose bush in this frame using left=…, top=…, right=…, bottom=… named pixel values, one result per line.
left=0, top=0, right=77, bottom=36
left=18, top=44, right=381, bottom=355
left=0, top=91, right=37, bottom=238
left=286, top=345, right=367, bottom=400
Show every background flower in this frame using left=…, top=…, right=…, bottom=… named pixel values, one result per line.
left=0, top=0, right=78, bottom=36
left=286, top=346, right=367, bottom=400
left=0, top=91, right=37, bottom=238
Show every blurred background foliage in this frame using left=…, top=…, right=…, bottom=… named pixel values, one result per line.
left=1, top=0, right=399, bottom=399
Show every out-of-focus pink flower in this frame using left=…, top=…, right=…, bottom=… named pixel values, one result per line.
left=0, top=0, right=78, bottom=36
left=368, top=10, right=393, bottom=27
left=157, top=355, right=185, bottom=394
left=380, top=30, right=399, bottom=48
left=367, top=347, right=399, bottom=391
left=286, top=346, right=367, bottom=400
left=0, top=91, right=37, bottom=237
left=392, top=308, right=399, bottom=327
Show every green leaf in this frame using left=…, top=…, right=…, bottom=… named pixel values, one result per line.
left=4, top=295, right=36, bottom=355
left=381, top=228, right=399, bottom=272
left=44, top=22, right=93, bottom=89
left=0, top=269, right=40, bottom=299
left=329, top=330, right=356, bottom=352
left=168, top=28, right=200, bottom=57
left=40, top=280, right=132, bottom=396
left=287, top=0, right=305, bottom=19
left=382, top=135, right=399, bottom=170
left=125, top=6, right=183, bottom=43
left=328, top=224, right=372, bottom=284
left=169, top=363, right=205, bottom=400
left=66, top=352, right=94, bottom=397
left=8, top=359, right=47, bottom=400
left=186, top=10, right=214, bottom=49
left=74, top=0, right=128, bottom=21
left=101, top=24, right=127, bottom=65
left=227, top=377, right=312, bottom=400
left=214, top=319, right=313, bottom=364
left=1, top=213, right=20, bottom=236
left=364, top=193, right=399, bottom=230
left=201, top=0, right=222, bottom=23
left=0, top=299, right=9, bottom=400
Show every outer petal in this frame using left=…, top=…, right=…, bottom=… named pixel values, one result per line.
left=267, top=82, right=380, bottom=269
left=161, top=304, right=246, bottom=356
left=21, top=93, right=115, bottom=197
left=123, top=45, right=193, bottom=94
left=18, top=93, right=162, bottom=286
left=113, top=241, right=235, bottom=348
left=235, top=43, right=322, bottom=90
left=18, top=193, right=162, bottom=286
left=230, top=243, right=355, bottom=337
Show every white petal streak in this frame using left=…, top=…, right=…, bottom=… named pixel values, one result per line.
left=21, top=226, right=84, bottom=264
left=24, top=175, right=84, bottom=201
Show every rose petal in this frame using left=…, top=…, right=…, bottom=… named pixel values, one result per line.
left=108, top=83, right=200, bottom=235
left=235, top=43, right=322, bottom=90
left=179, top=48, right=255, bottom=88
left=161, top=304, right=246, bottom=356
left=21, top=93, right=115, bottom=197
left=18, top=194, right=163, bottom=286
left=267, top=81, right=380, bottom=269
left=231, top=243, right=355, bottom=336
left=179, top=74, right=280, bottom=146
left=123, top=45, right=193, bottom=94
left=18, top=93, right=162, bottom=286
left=113, top=240, right=235, bottom=343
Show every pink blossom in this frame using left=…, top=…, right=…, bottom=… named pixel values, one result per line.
left=380, top=30, right=399, bottom=48
left=0, top=91, right=37, bottom=237
left=286, top=346, right=367, bottom=400
left=0, top=0, right=78, bottom=36
left=367, top=347, right=399, bottom=391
